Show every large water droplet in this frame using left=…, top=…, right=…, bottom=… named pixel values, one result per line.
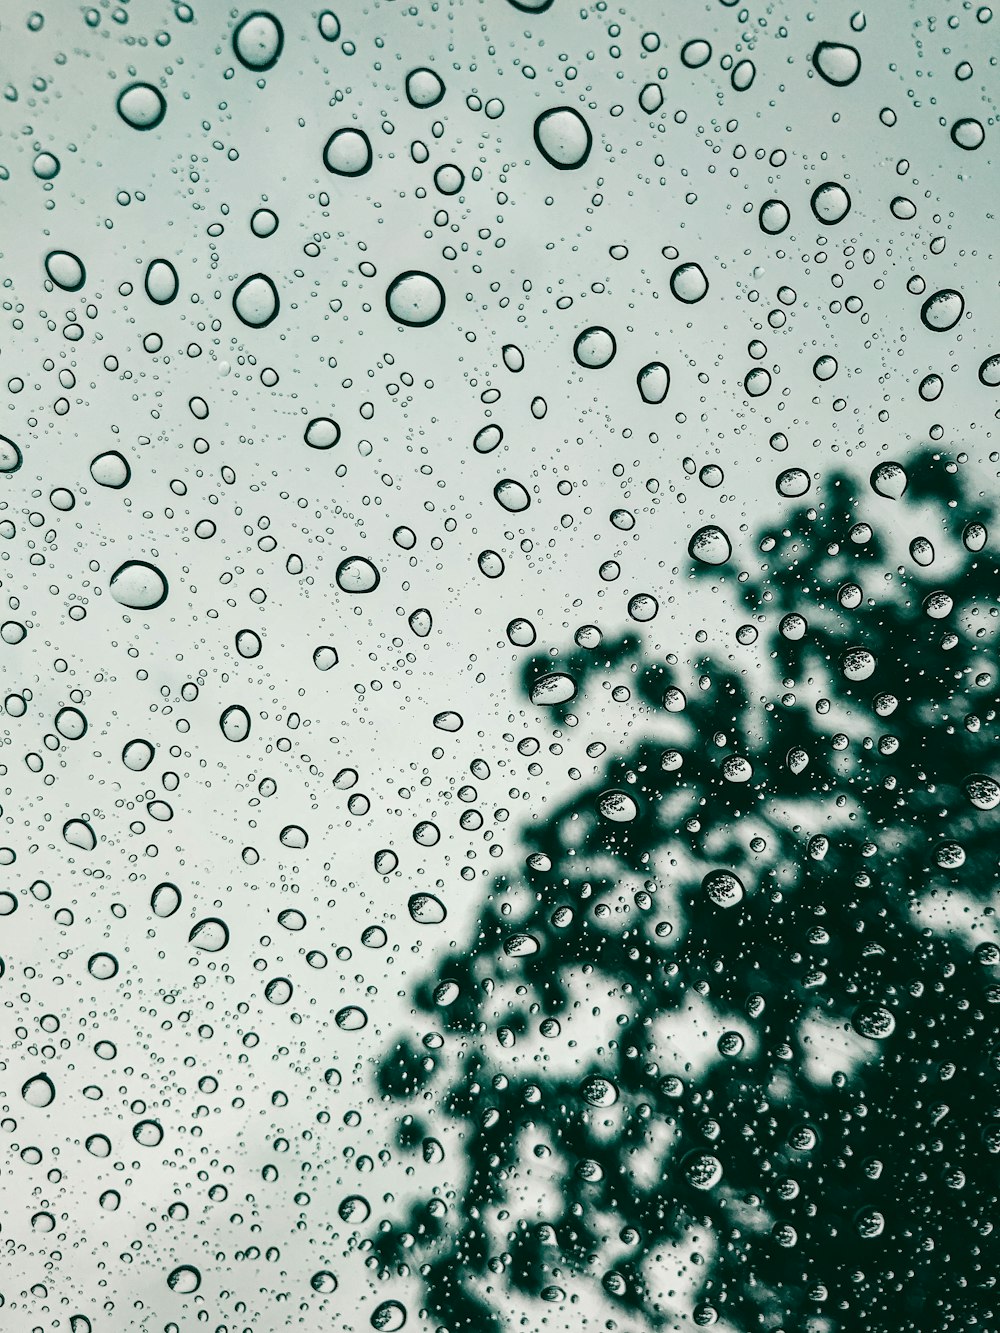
left=166, top=1265, right=202, bottom=1294
left=573, top=325, right=617, bottom=368
left=109, top=560, right=169, bottom=609
left=920, top=288, right=964, bottom=332
left=117, top=82, right=166, bottom=130
left=336, top=555, right=380, bottom=593
left=637, top=361, right=669, bottom=403
left=323, top=127, right=373, bottom=176
left=529, top=672, right=577, bottom=706
left=233, top=11, right=284, bottom=71
left=90, top=450, right=130, bottom=488
left=385, top=271, right=445, bottom=326
left=233, top=273, right=279, bottom=327
left=688, top=525, right=732, bottom=565
left=670, top=262, right=709, bottom=303
left=812, top=41, right=861, bottom=85
left=533, top=107, right=593, bottom=170
left=22, top=1073, right=56, bottom=1108
left=810, top=181, right=852, bottom=225
left=145, top=259, right=179, bottom=305
left=220, top=704, right=252, bottom=742
left=870, top=461, right=908, bottom=498
left=405, top=67, right=445, bottom=108
left=63, top=819, right=97, bottom=851
left=44, top=249, right=86, bottom=292
left=0, top=436, right=23, bottom=473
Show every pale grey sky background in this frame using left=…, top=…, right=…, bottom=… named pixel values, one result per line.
left=0, top=0, right=995, bottom=1328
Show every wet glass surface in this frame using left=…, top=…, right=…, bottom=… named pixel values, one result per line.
left=0, top=4, right=997, bottom=1331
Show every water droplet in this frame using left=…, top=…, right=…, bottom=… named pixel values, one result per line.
left=88, top=951, right=119, bottom=979
left=405, top=67, right=445, bottom=108
left=189, top=918, right=230, bottom=951
left=683, top=1151, right=724, bottom=1189
left=90, top=450, right=130, bottom=488
left=166, top=1265, right=201, bottom=1293
left=371, top=1301, right=407, bottom=1332
left=530, top=672, right=577, bottom=706
left=597, top=789, right=639, bottom=822
left=702, top=869, right=745, bottom=908
left=688, top=524, right=732, bottom=565
left=533, top=107, right=592, bottom=170
left=494, top=478, right=530, bottom=511
left=335, top=1005, right=368, bottom=1031
left=151, top=882, right=181, bottom=918
left=122, top=738, right=155, bottom=770
left=233, top=272, right=279, bottom=328
left=951, top=117, right=985, bottom=150
left=759, top=198, right=790, bottom=234
left=63, top=819, right=97, bottom=851
left=474, top=424, right=503, bottom=453
left=304, top=417, right=340, bottom=449
left=324, top=127, right=373, bottom=176
left=580, top=1074, right=619, bottom=1107
left=627, top=593, right=658, bottom=622
left=21, top=1073, right=56, bottom=1108
left=681, top=39, right=712, bottom=68
left=408, top=893, right=447, bottom=924
left=920, top=288, right=964, bottom=332
left=670, top=262, right=709, bottom=303
left=109, top=559, right=168, bottom=609
left=233, top=11, right=284, bottom=71
left=572, top=324, right=617, bottom=369
left=812, top=41, right=861, bottom=85
left=963, top=521, right=988, bottom=551
left=385, top=271, right=445, bottom=326
left=0, top=436, right=23, bottom=473
left=220, top=704, right=251, bottom=742
left=852, top=1003, right=896, bottom=1039
left=44, top=249, right=85, bottom=292
left=336, top=555, right=380, bottom=593
left=432, top=711, right=463, bottom=731
left=870, top=461, right=908, bottom=498
left=964, top=773, right=999, bottom=810
left=637, top=361, right=669, bottom=403
left=810, top=181, right=852, bottom=225
left=116, top=83, right=166, bottom=131
left=145, top=259, right=179, bottom=305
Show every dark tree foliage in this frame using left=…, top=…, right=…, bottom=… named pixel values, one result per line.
left=375, top=451, right=999, bottom=1333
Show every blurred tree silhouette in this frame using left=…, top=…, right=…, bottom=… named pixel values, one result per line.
left=375, top=451, right=999, bottom=1333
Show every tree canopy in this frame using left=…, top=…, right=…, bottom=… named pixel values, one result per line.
left=376, top=450, right=999, bottom=1333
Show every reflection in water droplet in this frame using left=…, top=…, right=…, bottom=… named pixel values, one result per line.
left=670, top=262, right=709, bottom=303
left=870, top=462, right=908, bottom=498
left=919, top=288, right=964, bottom=332
left=336, top=556, right=380, bottom=592
left=166, top=1264, right=201, bottom=1293
left=688, top=525, right=732, bottom=565
left=530, top=672, right=577, bottom=706
left=810, top=181, right=852, bottom=225
left=189, top=918, right=230, bottom=951
left=22, top=1073, right=56, bottom=1108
